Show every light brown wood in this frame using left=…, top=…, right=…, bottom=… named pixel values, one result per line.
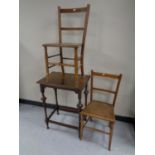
left=81, top=101, right=115, bottom=122
left=48, top=54, right=60, bottom=58
left=43, top=4, right=90, bottom=78
left=92, top=71, right=120, bottom=79
left=90, top=71, right=93, bottom=102
left=80, top=4, right=90, bottom=75
left=91, top=70, right=122, bottom=107
left=60, top=7, right=88, bottom=13
left=85, top=126, right=110, bottom=135
left=108, top=122, right=114, bottom=151
left=62, top=57, right=81, bottom=60
left=48, top=64, right=56, bottom=68
left=48, top=62, right=82, bottom=68
left=80, top=70, right=122, bottom=150
left=44, top=46, right=49, bottom=77
left=93, top=87, right=116, bottom=94
left=58, top=6, right=64, bottom=75
left=61, top=27, right=84, bottom=31
left=74, top=47, right=78, bottom=80
left=42, top=43, right=82, bottom=48
left=48, top=62, right=75, bottom=67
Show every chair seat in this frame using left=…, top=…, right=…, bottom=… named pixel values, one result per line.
left=81, top=100, right=115, bottom=122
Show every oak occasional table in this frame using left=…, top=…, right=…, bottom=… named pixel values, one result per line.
left=37, top=72, right=90, bottom=138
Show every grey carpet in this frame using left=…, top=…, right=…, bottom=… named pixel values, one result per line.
left=19, top=104, right=135, bottom=155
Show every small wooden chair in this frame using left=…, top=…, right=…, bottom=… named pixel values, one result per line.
left=43, top=4, right=90, bottom=80
left=80, top=70, right=122, bottom=150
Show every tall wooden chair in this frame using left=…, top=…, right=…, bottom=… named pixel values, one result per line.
left=80, top=70, right=122, bottom=150
left=42, top=4, right=90, bottom=80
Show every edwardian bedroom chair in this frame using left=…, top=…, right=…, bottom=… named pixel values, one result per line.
left=43, top=4, right=90, bottom=80
left=80, top=70, right=122, bottom=150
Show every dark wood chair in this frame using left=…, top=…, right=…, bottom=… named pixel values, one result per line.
left=80, top=70, right=122, bottom=150
left=43, top=4, right=90, bottom=80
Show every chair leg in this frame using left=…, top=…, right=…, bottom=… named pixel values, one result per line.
left=80, top=114, right=84, bottom=140
left=108, top=122, right=114, bottom=151
left=74, top=47, right=78, bottom=81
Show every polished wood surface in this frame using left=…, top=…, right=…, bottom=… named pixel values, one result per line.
left=37, top=72, right=90, bottom=91
left=37, top=72, right=90, bottom=138
left=80, top=70, right=122, bottom=151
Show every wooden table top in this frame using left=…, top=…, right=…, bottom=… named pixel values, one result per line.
left=37, top=72, right=90, bottom=91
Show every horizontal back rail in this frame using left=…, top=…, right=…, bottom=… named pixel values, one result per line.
left=90, top=70, right=122, bottom=106
left=60, top=7, right=88, bottom=13
left=62, top=57, right=81, bottom=60
left=92, top=71, right=122, bottom=79
left=48, top=54, right=60, bottom=58
left=42, top=43, right=82, bottom=48
left=61, top=27, right=84, bottom=31
left=57, top=4, right=90, bottom=76
left=92, top=87, right=116, bottom=94
left=92, top=100, right=111, bottom=106
left=48, top=62, right=75, bottom=67
left=48, top=64, right=56, bottom=68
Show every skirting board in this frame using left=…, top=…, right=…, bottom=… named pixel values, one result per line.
left=19, top=98, right=135, bottom=127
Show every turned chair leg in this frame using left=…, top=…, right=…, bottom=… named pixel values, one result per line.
left=108, top=122, right=114, bottom=151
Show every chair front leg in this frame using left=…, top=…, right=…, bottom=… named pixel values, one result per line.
left=108, top=122, right=114, bottom=151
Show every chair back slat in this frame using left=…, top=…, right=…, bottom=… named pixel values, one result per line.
left=44, top=5, right=90, bottom=77
left=90, top=70, right=122, bottom=107
left=93, top=87, right=116, bottom=94
left=60, top=7, right=88, bottom=13
left=61, top=27, right=85, bottom=31
left=57, top=4, right=90, bottom=75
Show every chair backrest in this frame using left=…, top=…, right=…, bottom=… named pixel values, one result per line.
left=90, top=70, right=122, bottom=107
left=58, top=4, right=90, bottom=56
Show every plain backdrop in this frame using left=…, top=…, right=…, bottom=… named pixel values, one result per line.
left=19, top=0, right=135, bottom=117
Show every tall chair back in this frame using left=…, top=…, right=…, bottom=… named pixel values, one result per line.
left=58, top=4, right=90, bottom=75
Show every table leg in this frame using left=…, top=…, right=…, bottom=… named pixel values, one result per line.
left=54, top=88, right=59, bottom=115
left=40, top=85, right=49, bottom=129
left=83, top=84, right=88, bottom=121
left=77, top=91, right=83, bottom=138
left=84, top=84, right=88, bottom=107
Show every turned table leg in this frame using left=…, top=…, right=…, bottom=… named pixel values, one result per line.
left=40, top=85, right=49, bottom=129
left=54, top=88, right=59, bottom=115
left=84, top=84, right=88, bottom=107
left=77, top=91, right=83, bottom=138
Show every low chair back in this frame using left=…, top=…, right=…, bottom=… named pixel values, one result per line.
left=90, top=70, right=122, bottom=107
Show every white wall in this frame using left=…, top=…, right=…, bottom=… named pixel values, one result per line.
left=19, top=0, right=135, bottom=117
